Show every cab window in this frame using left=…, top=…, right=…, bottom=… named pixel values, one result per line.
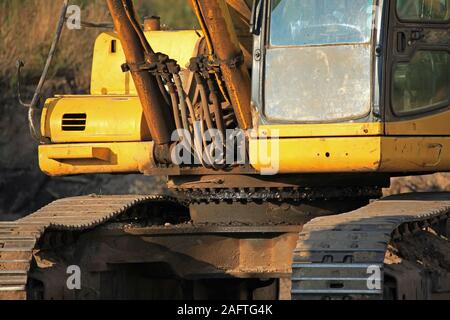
left=396, top=0, right=450, bottom=22
left=392, top=51, right=450, bottom=115
left=264, top=0, right=375, bottom=122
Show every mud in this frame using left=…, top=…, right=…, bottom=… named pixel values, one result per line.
left=386, top=229, right=450, bottom=274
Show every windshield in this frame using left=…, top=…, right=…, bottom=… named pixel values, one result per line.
left=270, top=0, right=374, bottom=46
left=264, top=0, right=376, bottom=123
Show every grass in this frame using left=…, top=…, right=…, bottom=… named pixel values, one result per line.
left=0, top=0, right=197, bottom=94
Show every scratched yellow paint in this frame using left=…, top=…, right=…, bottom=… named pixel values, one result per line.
left=39, top=142, right=154, bottom=176
left=250, top=133, right=450, bottom=174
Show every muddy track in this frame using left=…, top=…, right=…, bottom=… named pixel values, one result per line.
left=292, top=193, right=450, bottom=300
left=0, top=194, right=179, bottom=300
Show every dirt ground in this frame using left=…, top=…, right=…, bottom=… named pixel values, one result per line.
left=385, top=174, right=450, bottom=196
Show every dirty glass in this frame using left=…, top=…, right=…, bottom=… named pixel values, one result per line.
left=393, top=51, right=450, bottom=115
left=265, top=0, right=374, bottom=122
left=270, top=0, right=374, bottom=46
left=396, top=0, right=450, bottom=21
left=264, top=45, right=372, bottom=122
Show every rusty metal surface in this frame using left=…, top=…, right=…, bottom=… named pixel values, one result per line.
left=143, top=16, right=161, bottom=31
left=194, top=0, right=253, bottom=129
left=107, top=0, right=174, bottom=146
left=119, top=225, right=301, bottom=235
left=2, top=192, right=449, bottom=300
left=93, top=223, right=301, bottom=279
left=225, top=0, right=253, bottom=68
left=30, top=222, right=300, bottom=299
left=188, top=200, right=370, bottom=225
left=0, top=193, right=300, bottom=300
left=168, top=174, right=385, bottom=224
left=0, top=195, right=176, bottom=300
left=265, top=44, right=372, bottom=122
left=168, top=173, right=390, bottom=189
left=144, top=165, right=258, bottom=176
left=384, top=260, right=430, bottom=300
left=177, top=184, right=382, bottom=205
left=292, top=193, right=450, bottom=300
left=35, top=225, right=299, bottom=290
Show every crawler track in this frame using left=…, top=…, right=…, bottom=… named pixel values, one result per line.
left=0, top=195, right=178, bottom=300
left=292, top=193, right=450, bottom=300
left=2, top=193, right=449, bottom=300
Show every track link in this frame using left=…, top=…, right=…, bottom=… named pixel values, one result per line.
left=0, top=194, right=177, bottom=300
left=291, top=193, right=450, bottom=300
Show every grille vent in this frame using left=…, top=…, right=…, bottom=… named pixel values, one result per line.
left=62, top=113, right=87, bottom=131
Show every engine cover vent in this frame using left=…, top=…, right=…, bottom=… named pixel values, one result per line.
left=62, top=113, right=87, bottom=131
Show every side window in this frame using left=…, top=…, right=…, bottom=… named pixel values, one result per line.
left=397, top=0, right=450, bottom=22
left=392, top=51, right=450, bottom=115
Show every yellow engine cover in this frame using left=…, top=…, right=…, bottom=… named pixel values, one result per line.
left=41, top=96, right=151, bottom=143
left=38, top=29, right=203, bottom=176
left=90, top=30, right=202, bottom=95
left=39, top=95, right=155, bottom=176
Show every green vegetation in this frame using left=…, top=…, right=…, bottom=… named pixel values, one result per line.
left=0, top=0, right=197, bottom=94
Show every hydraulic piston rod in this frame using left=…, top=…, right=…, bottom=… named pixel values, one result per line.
left=192, top=0, right=253, bottom=130
left=107, top=0, right=175, bottom=152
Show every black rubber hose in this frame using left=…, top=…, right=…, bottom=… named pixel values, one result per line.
left=207, top=78, right=226, bottom=139
left=194, top=73, right=215, bottom=132
left=167, top=81, right=183, bottom=131
left=173, top=74, right=191, bottom=132
left=28, top=0, right=69, bottom=142
left=156, top=75, right=171, bottom=106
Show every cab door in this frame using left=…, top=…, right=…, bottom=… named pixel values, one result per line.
left=385, top=0, right=450, bottom=135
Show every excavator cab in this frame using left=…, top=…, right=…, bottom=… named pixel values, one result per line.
left=251, top=0, right=450, bottom=174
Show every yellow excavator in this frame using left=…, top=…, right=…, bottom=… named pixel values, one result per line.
left=2, top=0, right=450, bottom=300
